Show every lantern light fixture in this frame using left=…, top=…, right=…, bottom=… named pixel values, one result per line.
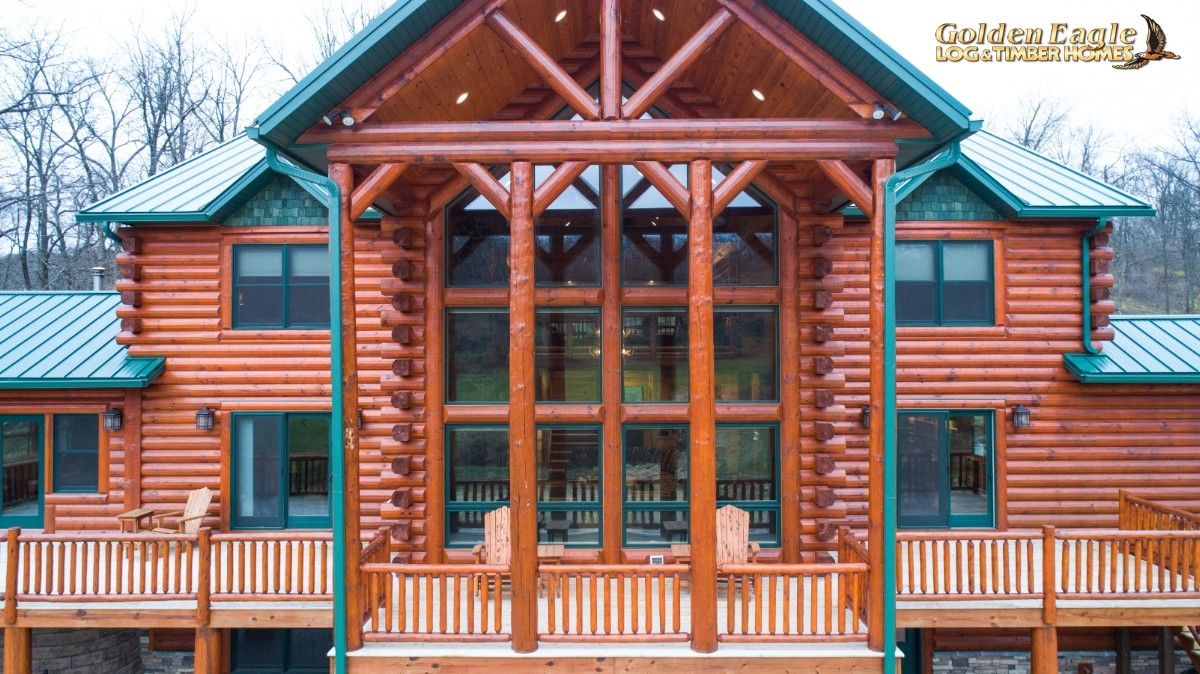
left=860, top=407, right=871, bottom=429
left=102, top=405, right=124, bottom=432
left=1013, top=404, right=1032, bottom=429
left=195, top=406, right=216, bottom=431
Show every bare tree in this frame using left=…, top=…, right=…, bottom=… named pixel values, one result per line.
left=1002, top=97, right=1072, bottom=155
left=263, top=2, right=387, bottom=85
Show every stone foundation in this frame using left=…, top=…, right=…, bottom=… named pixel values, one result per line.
left=0, top=628, right=143, bottom=674
left=932, top=649, right=1192, bottom=673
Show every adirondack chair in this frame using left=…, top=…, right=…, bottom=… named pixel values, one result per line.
left=471, top=505, right=511, bottom=564
left=672, top=505, right=761, bottom=565
left=149, top=487, right=213, bottom=534
left=471, top=506, right=511, bottom=596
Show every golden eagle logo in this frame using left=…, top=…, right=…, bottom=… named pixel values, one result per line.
left=1113, top=15, right=1181, bottom=69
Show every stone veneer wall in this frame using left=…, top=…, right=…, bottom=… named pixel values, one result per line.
left=0, top=628, right=143, bottom=673
left=932, top=649, right=1192, bottom=673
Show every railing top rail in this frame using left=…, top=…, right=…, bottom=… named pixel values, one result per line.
left=18, top=532, right=196, bottom=543
left=361, top=563, right=510, bottom=574
left=1123, top=493, right=1200, bottom=524
left=896, top=531, right=1039, bottom=541
left=1056, top=529, right=1200, bottom=541
left=720, top=562, right=868, bottom=574
left=210, top=531, right=332, bottom=542
left=539, top=563, right=690, bottom=574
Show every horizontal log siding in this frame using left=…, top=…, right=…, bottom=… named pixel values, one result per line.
left=828, top=219, right=1200, bottom=551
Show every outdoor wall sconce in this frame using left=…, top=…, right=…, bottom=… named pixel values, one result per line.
left=358, top=409, right=366, bottom=430
left=321, top=110, right=355, bottom=127
left=102, top=405, right=124, bottom=432
left=860, top=407, right=871, bottom=429
left=195, top=406, right=216, bottom=431
left=1012, top=404, right=1032, bottom=429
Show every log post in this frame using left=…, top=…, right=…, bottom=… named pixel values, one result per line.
left=331, top=162, right=364, bottom=650
left=866, top=158, right=887, bottom=651
left=1115, top=627, right=1131, bottom=674
left=425, top=211, right=446, bottom=562
left=1042, top=524, right=1056, bottom=626
left=600, top=165, right=623, bottom=564
left=599, top=0, right=621, bottom=120
left=197, top=528, right=211, bottom=626
left=779, top=204, right=801, bottom=563
left=688, top=159, right=718, bottom=653
left=1157, top=627, right=1174, bottom=674
left=3, top=627, right=31, bottom=674
left=122, top=388, right=142, bottom=510
left=508, top=161, right=538, bottom=653
left=1030, top=626, right=1058, bottom=674
left=194, top=626, right=222, bottom=674
left=4, top=528, right=18, bottom=625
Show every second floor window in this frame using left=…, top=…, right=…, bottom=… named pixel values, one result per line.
left=233, top=244, right=329, bottom=329
left=897, top=240, right=994, bottom=326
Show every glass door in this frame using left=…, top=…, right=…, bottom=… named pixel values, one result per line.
left=897, top=412, right=947, bottom=528
left=0, top=415, right=43, bottom=528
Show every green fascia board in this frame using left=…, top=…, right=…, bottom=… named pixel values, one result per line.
left=76, top=210, right=213, bottom=224
left=1063, top=353, right=1200, bottom=384
left=0, top=356, right=165, bottom=389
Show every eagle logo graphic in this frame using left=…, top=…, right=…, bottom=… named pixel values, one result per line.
left=1113, top=15, right=1181, bottom=69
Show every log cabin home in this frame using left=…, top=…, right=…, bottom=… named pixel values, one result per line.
left=0, top=0, right=1197, bottom=672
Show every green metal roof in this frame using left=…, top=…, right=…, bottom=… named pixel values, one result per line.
left=248, top=0, right=973, bottom=169
left=76, top=135, right=380, bottom=225
left=0, top=293, right=164, bottom=389
left=847, top=130, right=1155, bottom=219
left=1064, top=316, right=1200, bottom=384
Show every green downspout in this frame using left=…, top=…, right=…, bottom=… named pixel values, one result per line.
left=263, top=148, right=349, bottom=674
left=1080, top=217, right=1110, bottom=355
left=881, top=127, right=973, bottom=673
left=100, top=221, right=122, bottom=245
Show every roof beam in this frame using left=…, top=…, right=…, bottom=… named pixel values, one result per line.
left=622, top=9, right=736, bottom=119
left=714, top=0, right=888, bottom=118
left=633, top=161, right=691, bottom=216
left=330, top=139, right=896, bottom=164
left=816, top=159, right=874, bottom=220
left=350, top=163, right=408, bottom=220
left=599, top=0, right=622, bottom=119
left=713, top=160, right=769, bottom=216
left=453, top=163, right=511, bottom=219
left=486, top=9, right=601, bottom=120
left=302, top=118, right=929, bottom=145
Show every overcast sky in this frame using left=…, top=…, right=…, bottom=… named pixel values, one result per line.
left=9, top=0, right=1199, bottom=153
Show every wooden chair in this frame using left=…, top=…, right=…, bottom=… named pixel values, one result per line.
left=674, top=505, right=761, bottom=565
left=471, top=506, right=511, bottom=597
left=149, top=487, right=213, bottom=534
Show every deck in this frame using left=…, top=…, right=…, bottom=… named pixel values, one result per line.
left=0, top=529, right=333, bottom=629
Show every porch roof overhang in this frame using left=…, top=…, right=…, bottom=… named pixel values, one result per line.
left=247, top=0, right=972, bottom=172
left=1064, top=316, right=1200, bottom=384
left=0, top=292, right=165, bottom=390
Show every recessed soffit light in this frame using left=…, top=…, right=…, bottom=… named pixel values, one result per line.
left=652, top=8, right=666, bottom=22
left=751, top=88, right=766, bottom=102
left=554, top=9, right=568, bottom=23
left=456, top=91, right=470, bottom=105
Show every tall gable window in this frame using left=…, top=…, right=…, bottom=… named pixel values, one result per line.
left=896, top=240, right=993, bottom=326
left=233, top=244, right=329, bottom=329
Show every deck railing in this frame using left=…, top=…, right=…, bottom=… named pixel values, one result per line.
left=1, top=527, right=333, bottom=626
left=895, top=530, right=1041, bottom=599
left=539, top=564, right=689, bottom=642
left=359, top=563, right=510, bottom=641
left=719, top=562, right=868, bottom=642
left=1119, top=490, right=1200, bottom=532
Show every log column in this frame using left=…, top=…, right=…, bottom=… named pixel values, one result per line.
left=600, top=165, right=623, bottom=564
left=866, top=157, right=894, bottom=650
left=3, top=627, right=31, bottom=674
left=331, top=162, right=363, bottom=650
left=688, top=160, right=717, bottom=653
left=508, top=162, right=538, bottom=653
left=194, top=627, right=222, bottom=674
left=1030, top=626, right=1058, bottom=674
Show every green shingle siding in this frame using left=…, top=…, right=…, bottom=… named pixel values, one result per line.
left=223, top=174, right=327, bottom=226
left=897, top=171, right=1000, bottom=221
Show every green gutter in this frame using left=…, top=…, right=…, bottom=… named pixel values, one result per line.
left=881, top=124, right=975, bottom=673
left=263, top=147, right=349, bottom=674
left=1080, top=216, right=1109, bottom=355
left=100, top=222, right=122, bottom=245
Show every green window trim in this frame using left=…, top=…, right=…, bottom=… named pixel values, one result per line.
left=896, top=240, right=995, bottom=327
left=232, top=243, right=330, bottom=329
left=897, top=409, right=995, bottom=530
left=716, top=423, right=782, bottom=547
left=535, top=424, right=602, bottom=549
left=621, top=424, right=690, bottom=548
left=0, top=415, right=44, bottom=528
left=51, top=414, right=100, bottom=494
left=231, top=412, right=332, bottom=530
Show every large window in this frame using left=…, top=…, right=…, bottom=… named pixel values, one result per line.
left=717, top=425, right=779, bottom=544
left=52, top=414, right=98, bottom=493
left=715, top=308, right=778, bottom=402
left=536, top=310, right=601, bottom=402
left=447, top=310, right=509, bottom=403
left=233, top=244, right=329, bottom=329
left=621, top=308, right=689, bottom=403
left=446, top=165, right=601, bottom=287
left=232, top=413, right=330, bottom=529
left=896, top=240, right=994, bottom=326
left=623, top=426, right=689, bottom=546
left=898, top=411, right=994, bottom=528
left=445, top=426, right=509, bottom=547
left=231, top=629, right=332, bottom=674
left=537, top=426, right=601, bottom=546
left=621, top=165, right=777, bottom=285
